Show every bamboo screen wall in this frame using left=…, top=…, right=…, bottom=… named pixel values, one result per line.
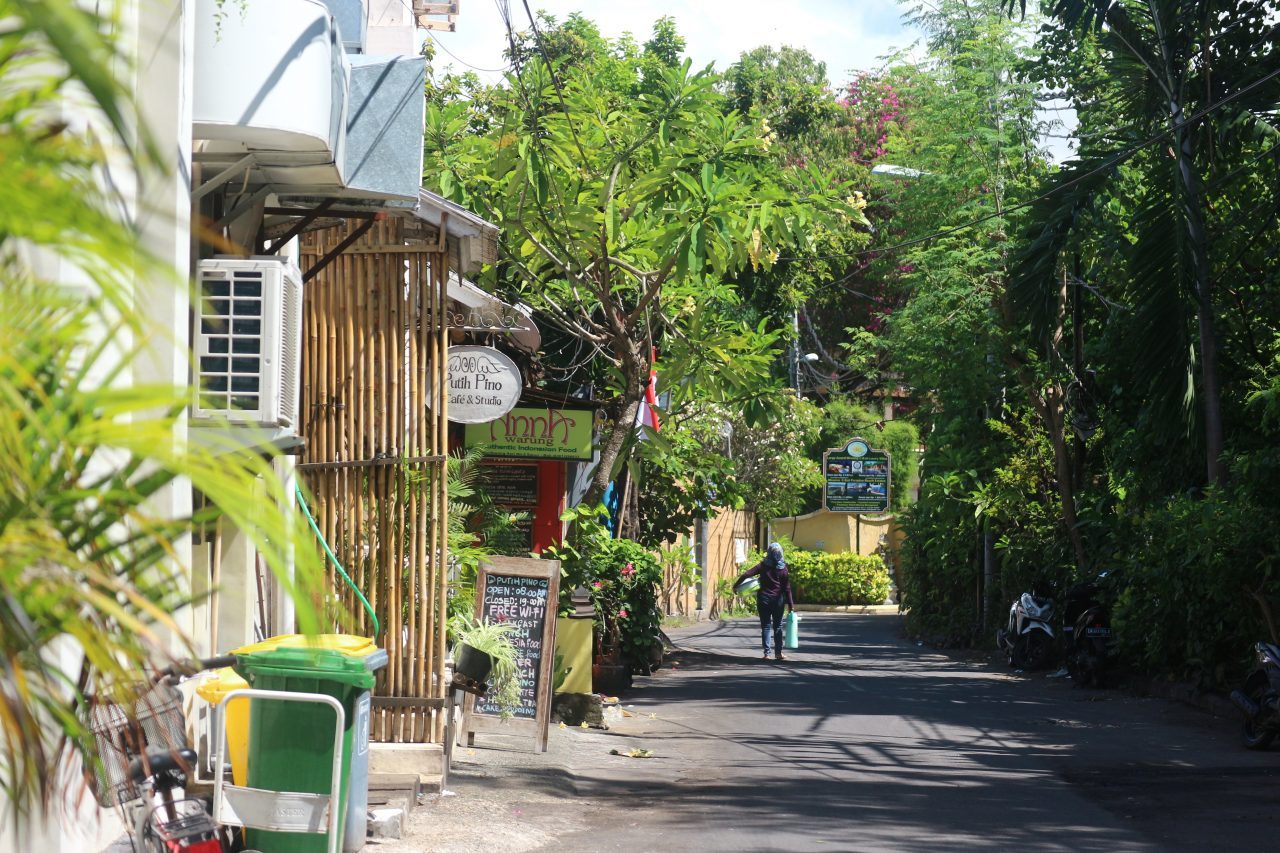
left=298, top=216, right=450, bottom=743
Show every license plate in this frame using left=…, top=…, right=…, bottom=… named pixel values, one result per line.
left=1086, top=626, right=1111, bottom=637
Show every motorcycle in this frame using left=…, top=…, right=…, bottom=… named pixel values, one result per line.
left=1061, top=572, right=1115, bottom=687
left=1230, top=641, right=1280, bottom=750
left=996, top=587, right=1056, bottom=671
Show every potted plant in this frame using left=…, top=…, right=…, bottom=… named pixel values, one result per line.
left=451, top=615, right=521, bottom=718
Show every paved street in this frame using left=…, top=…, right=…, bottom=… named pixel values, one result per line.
left=393, top=612, right=1280, bottom=852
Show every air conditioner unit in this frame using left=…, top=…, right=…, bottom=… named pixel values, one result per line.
left=193, top=258, right=303, bottom=432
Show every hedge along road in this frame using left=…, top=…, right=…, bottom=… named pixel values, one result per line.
left=534, top=612, right=1280, bottom=852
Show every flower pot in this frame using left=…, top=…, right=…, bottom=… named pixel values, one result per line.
left=592, top=661, right=631, bottom=695
left=454, top=642, right=494, bottom=684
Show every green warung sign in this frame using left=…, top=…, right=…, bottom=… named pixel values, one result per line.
left=464, top=407, right=595, bottom=460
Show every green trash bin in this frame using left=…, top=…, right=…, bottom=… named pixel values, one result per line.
left=233, top=634, right=388, bottom=853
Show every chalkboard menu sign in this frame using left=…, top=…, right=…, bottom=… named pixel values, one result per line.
left=824, top=437, right=892, bottom=513
left=475, top=574, right=549, bottom=719
left=462, top=556, right=561, bottom=752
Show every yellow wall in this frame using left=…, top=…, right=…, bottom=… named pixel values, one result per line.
left=660, top=509, right=758, bottom=617
left=554, top=617, right=593, bottom=695
left=770, top=510, right=897, bottom=557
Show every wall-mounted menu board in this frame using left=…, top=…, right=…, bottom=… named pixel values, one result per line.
left=484, top=462, right=540, bottom=507
left=461, top=556, right=560, bottom=752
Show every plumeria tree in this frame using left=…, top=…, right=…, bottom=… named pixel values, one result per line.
left=425, top=20, right=864, bottom=507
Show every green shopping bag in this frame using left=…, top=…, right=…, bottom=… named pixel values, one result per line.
left=785, top=611, right=800, bottom=649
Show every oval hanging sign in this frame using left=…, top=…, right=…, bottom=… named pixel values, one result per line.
left=443, top=345, right=523, bottom=424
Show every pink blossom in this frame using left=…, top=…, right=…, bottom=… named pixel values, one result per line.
left=618, top=609, right=629, bottom=618
left=592, top=580, right=603, bottom=589
left=622, top=563, right=635, bottom=577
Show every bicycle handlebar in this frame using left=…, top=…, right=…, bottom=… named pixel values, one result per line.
left=159, top=654, right=238, bottom=681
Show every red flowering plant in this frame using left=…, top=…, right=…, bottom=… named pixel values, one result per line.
left=545, top=504, right=665, bottom=672
left=585, top=538, right=664, bottom=673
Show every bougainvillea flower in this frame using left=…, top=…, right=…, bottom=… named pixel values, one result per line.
left=621, top=563, right=635, bottom=577
left=618, top=609, right=629, bottom=618
left=592, top=580, right=603, bottom=589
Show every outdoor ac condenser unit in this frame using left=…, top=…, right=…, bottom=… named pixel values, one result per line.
left=192, top=257, right=303, bottom=432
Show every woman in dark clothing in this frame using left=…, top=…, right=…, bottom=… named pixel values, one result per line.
left=735, top=543, right=794, bottom=660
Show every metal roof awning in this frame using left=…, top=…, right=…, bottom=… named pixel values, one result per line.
left=411, top=189, right=498, bottom=274
left=446, top=273, right=540, bottom=354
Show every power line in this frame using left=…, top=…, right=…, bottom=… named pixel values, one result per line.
left=425, top=29, right=512, bottom=74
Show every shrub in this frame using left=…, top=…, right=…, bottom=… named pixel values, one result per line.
left=586, top=537, right=664, bottom=672
left=788, top=549, right=892, bottom=605
left=714, top=577, right=758, bottom=617
left=545, top=505, right=666, bottom=673
left=1112, top=488, right=1280, bottom=689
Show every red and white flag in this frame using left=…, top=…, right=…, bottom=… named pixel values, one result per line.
left=635, top=349, right=661, bottom=436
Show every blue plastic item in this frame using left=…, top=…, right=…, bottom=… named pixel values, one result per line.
left=785, top=612, right=800, bottom=649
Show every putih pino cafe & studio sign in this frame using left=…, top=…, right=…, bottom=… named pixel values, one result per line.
left=443, top=345, right=522, bottom=424
left=464, top=406, right=595, bottom=460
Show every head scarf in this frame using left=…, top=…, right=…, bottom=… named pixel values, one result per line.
left=766, top=542, right=785, bottom=569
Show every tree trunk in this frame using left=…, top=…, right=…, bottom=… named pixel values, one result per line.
left=582, top=374, right=644, bottom=509
left=1175, top=125, right=1226, bottom=485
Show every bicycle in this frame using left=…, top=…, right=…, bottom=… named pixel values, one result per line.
left=83, top=654, right=256, bottom=853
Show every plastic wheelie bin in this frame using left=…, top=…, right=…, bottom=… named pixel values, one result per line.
left=232, top=634, right=388, bottom=853
left=195, top=667, right=250, bottom=785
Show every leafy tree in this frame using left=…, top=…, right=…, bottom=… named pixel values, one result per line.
left=723, top=45, right=839, bottom=143
left=424, top=19, right=864, bottom=507
left=1007, top=0, right=1280, bottom=486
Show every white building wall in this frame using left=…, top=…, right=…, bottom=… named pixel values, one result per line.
left=366, top=0, right=419, bottom=55
left=0, top=2, right=197, bottom=850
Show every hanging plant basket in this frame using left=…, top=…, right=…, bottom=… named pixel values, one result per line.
left=454, top=643, right=494, bottom=684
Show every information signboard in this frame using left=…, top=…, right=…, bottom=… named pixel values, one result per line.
left=443, top=345, right=523, bottom=424
left=484, top=462, right=540, bottom=507
left=824, top=437, right=892, bottom=514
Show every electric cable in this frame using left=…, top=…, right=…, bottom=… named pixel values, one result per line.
left=426, top=29, right=513, bottom=74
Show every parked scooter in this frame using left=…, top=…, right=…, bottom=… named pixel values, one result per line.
left=1230, top=641, right=1280, bottom=749
left=996, top=586, right=1056, bottom=670
left=1061, top=572, right=1115, bottom=687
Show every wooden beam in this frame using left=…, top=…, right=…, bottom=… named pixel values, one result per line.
left=302, top=216, right=378, bottom=282
left=264, top=199, right=337, bottom=253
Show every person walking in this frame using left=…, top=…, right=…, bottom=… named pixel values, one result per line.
left=734, top=543, right=794, bottom=661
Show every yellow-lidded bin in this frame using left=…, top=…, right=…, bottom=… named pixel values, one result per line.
left=232, top=634, right=388, bottom=853
left=195, top=667, right=250, bottom=786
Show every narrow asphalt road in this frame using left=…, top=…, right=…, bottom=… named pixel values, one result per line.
left=400, top=612, right=1280, bottom=852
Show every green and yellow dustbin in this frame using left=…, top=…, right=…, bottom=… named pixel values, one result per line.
left=232, top=634, right=388, bottom=853
left=195, top=667, right=250, bottom=786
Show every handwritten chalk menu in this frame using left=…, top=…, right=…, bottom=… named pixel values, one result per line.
left=475, top=574, right=548, bottom=719
left=461, top=556, right=560, bottom=752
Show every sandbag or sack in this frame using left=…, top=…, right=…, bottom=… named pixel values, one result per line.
left=785, top=611, right=800, bottom=649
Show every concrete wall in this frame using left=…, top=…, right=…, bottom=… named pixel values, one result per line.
left=661, top=509, right=757, bottom=618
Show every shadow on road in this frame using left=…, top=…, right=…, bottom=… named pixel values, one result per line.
left=549, top=613, right=1280, bottom=852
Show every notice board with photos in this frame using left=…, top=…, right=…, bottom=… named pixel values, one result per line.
left=461, top=556, right=561, bottom=752
left=823, top=437, right=892, bottom=513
